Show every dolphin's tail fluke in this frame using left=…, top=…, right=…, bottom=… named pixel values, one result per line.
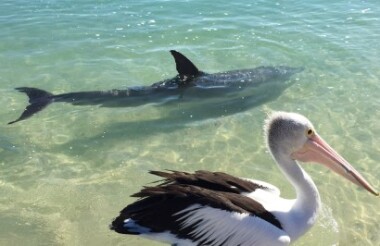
left=8, top=87, right=53, bottom=124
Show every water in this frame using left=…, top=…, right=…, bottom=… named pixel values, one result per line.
left=1, top=0, right=379, bottom=245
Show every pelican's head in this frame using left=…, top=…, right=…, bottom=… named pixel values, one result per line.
left=265, top=111, right=379, bottom=196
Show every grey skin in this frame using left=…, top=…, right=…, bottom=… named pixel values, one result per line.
left=8, top=50, right=303, bottom=124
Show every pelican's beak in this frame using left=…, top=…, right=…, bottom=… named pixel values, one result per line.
left=291, top=134, right=379, bottom=196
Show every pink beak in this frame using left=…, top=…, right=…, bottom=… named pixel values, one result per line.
left=291, top=134, right=379, bottom=196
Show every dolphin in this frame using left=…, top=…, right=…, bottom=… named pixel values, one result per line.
left=8, top=50, right=303, bottom=125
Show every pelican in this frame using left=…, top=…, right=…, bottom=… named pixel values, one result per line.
left=110, top=111, right=378, bottom=246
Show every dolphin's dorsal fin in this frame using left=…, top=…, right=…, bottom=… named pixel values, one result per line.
left=170, top=50, right=200, bottom=82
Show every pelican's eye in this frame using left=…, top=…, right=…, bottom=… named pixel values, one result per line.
left=306, top=128, right=314, bottom=137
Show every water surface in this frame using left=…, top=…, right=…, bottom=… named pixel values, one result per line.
left=1, top=0, right=379, bottom=245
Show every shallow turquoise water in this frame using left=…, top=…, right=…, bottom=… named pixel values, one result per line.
left=1, top=0, right=380, bottom=245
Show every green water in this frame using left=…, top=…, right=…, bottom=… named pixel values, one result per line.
left=1, top=0, right=379, bottom=245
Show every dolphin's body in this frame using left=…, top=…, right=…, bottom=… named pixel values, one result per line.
left=8, top=50, right=303, bottom=124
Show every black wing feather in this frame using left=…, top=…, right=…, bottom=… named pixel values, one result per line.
left=150, top=170, right=267, bottom=193
left=110, top=170, right=282, bottom=243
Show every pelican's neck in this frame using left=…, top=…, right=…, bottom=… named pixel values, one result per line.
left=274, top=152, right=321, bottom=240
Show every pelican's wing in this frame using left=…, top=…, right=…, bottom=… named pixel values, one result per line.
left=111, top=170, right=290, bottom=246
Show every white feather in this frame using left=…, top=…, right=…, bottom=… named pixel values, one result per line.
left=175, top=204, right=290, bottom=246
